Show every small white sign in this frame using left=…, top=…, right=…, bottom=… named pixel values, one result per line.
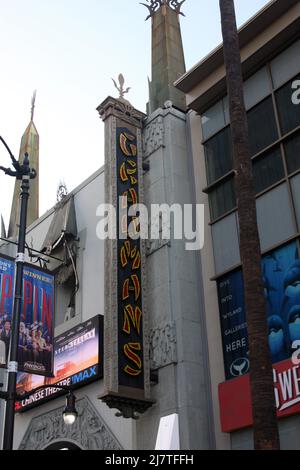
left=0, top=340, right=6, bottom=366
left=155, top=414, right=180, bottom=451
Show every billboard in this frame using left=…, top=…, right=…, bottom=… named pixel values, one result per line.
left=16, top=315, right=103, bottom=412
left=20, top=264, right=55, bottom=376
left=218, top=241, right=300, bottom=379
left=0, top=255, right=15, bottom=364
left=217, top=270, right=249, bottom=380
left=0, top=257, right=55, bottom=376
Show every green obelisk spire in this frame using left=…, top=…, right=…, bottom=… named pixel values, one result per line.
left=143, top=0, right=187, bottom=113
left=8, top=92, right=39, bottom=238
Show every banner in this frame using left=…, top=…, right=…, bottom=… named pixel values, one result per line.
left=219, top=358, right=300, bottom=433
left=16, top=315, right=103, bottom=412
left=0, top=255, right=15, bottom=364
left=0, top=257, right=55, bottom=376
left=217, top=270, right=248, bottom=380
left=217, top=241, right=300, bottom=379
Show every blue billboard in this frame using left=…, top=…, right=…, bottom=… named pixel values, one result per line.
left=218, top=241, right=300, bottom=380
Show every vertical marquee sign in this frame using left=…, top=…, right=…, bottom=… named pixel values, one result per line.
left=117, top=128, right=144, bottom=389
left=97, top=92, right=153, bottom=417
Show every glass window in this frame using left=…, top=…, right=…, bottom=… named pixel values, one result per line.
left=204, top=127, right=233, bottom=185
left=276, top=75, right=300, bottom=135
left=247, top=97, right=278, bottom=156
left=253, top=147, right=285, bottom=194
left=244, top=67, right=271, bottom=111
left=284, top=131, right=300, bottom=174
left=209, top=177, right=236, bottom=221
left=201, top=100, right=226, bottom=140
left=271, top=39, right=300, bottom=89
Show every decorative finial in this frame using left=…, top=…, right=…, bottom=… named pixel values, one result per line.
left=31, top=90, right=37, bottom=121
left=56, top=180, right=68, bottom=203
left=141, top=0, right=186, bottom=21
left=112, top=74, right=131, bottom=100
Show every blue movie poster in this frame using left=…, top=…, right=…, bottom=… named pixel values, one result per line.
left=218, top=241, right=300, bottom=380
left=0, top=258, right=54, bottom=377
left=263, top=241, right=300, bottom=364
left=20, top=264, right=55, bottom=376
left=217, top=270, right=249, bottom=380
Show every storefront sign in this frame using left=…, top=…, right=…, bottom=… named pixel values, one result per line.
left=219, top=358, right=300, bottom=432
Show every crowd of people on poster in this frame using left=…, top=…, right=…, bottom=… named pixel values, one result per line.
left=0, top=256, right=54, bottom=376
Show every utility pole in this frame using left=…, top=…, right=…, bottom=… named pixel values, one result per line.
left=0, top=141, right=36, bottom=450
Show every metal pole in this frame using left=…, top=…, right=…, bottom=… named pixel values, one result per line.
left=2, top=154, right=31, bottom=451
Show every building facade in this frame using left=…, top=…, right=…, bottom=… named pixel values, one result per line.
left=1, top=0, right=300, bottom=451
left=176, top=0, right=300, bottom=450
left=0, top=0, right=213, bottom=451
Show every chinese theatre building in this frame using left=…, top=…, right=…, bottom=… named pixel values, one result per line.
left=175, top=0, right=300, bottom=450
left=1, top=0, right=299, bottom=451
left=0, top=0, right=213, bottom=450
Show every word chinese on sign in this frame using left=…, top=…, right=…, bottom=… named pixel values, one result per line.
left=117, top=129, right=144, bottom=389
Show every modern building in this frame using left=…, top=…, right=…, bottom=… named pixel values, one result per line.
left=176, top=0, right=300, bottom=450
left=0, top=0, right=299, bottom=451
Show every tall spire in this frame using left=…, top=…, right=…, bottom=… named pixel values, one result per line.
left=143, top=0, right=187, bottom=113
left=1, top=215, right=6, bottom=239
left=8, top=92, right=39, bottom=238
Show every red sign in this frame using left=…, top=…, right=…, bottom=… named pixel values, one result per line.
left=219, top=358, right=300, bottom=433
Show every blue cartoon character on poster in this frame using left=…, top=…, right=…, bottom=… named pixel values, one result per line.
left=262, top=241, right=300, bottom=364
left=283, top=260, right=300, bottom=346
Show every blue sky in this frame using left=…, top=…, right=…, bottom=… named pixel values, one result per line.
left=0, top=0, right=270, bottom=228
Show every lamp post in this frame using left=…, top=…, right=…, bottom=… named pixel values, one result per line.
left=0, top=136, right=36, bottom=450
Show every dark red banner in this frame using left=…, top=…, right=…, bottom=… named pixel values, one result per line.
left=219, top=358, right=300, bottom=432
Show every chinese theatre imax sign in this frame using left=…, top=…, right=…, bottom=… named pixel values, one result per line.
left=16, top=315, right=103, bottom=412
left=98, top=95, right=153, bottom=417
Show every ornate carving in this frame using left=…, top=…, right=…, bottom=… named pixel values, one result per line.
left=146, top=212, right=171, bottom=257
left=19, top=396, right=122, bottom=450
left=98, top=97, right=146, bottom=129
left=146, top=238, right=171, bottom=257
left=112, top=74, right=131, bottom=100
left=150, top=322, right=177, bottom=370
left=143, top=116, right=165, bottom=158
left=141, top=0, right=186, bottom=20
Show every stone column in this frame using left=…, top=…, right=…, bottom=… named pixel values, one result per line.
left=97, top=96, right=153, bottom=418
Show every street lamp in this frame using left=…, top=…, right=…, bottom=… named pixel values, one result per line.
left=0, top=136, right=36, bottom=450
left=63, top=393, right=78, bottom=426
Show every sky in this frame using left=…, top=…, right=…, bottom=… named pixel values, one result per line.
left=0, top=0, right=271, bottom=229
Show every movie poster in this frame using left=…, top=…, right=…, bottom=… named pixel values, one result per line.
left=217, top=270, right=249, bottom=380
left=16, top=315, right=103, bottom=412
left=0, top=259, right=55, bottom=377
left=19, top=264, right=54, bottom=376
left=218, top=241, right=300, bottom=379
left=0, top=256, right=15, bottom=364
left=263, top=241, right=300, bottom=364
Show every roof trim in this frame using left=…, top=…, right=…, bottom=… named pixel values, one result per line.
left=175, top=0, right=299, bottom=94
